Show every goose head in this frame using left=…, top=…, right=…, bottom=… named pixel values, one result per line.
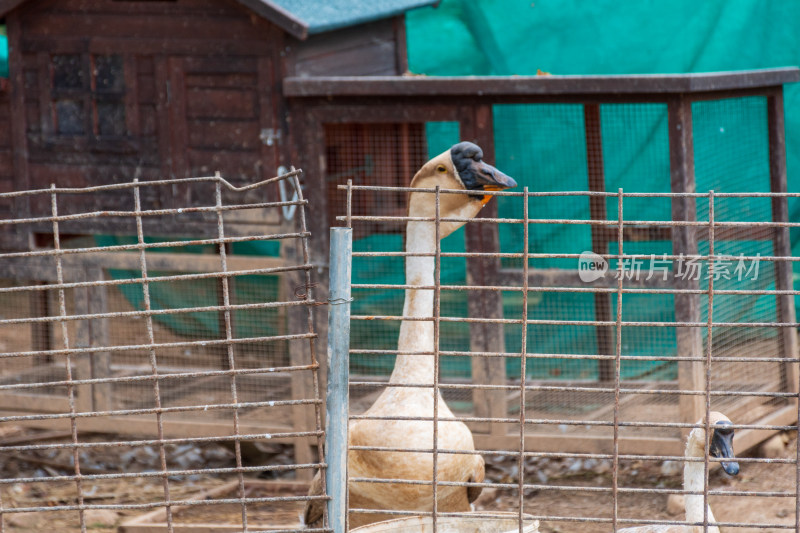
left=689, top=411, right=739, bottom=475
left=408, top=141, right=516, bottom=239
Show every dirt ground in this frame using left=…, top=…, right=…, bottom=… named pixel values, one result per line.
left=474, top=433, right=798, bottom=533
left=0, top=429, right=796, bottom=532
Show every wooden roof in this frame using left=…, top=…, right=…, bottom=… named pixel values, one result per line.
left=283, top=68, right=800, bottom=98
left=0, top=0, right=439, bottom=40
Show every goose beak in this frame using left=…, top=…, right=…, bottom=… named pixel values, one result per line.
left=474, top=162, right=516, bottom=205
left=474, top=161, right=517, bottom=191
left=710, top=423, right=739, bottom=475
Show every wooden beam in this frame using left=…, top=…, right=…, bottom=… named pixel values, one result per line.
left=668, top=96, right=704, bottom=435
left=767, top=88, right=800, bottom=397
left=6, top=10, right=31, bottom=249
left=463, top=104, right=507, bottom=436
left=584, top=103, right=614, bottom=382
left=283, top=68, right=800, bottom=98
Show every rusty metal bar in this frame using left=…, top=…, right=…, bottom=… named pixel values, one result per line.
left=517, top=187, right=529, bottom=532
left=0, top=170, right=327, bottom=532
left=133, top=180, right=174, bottom=532
left=612, top=188, right=623, bottom=531
left=432, top=186, right=441, bottom=530
left=50, top=185, right=87, bottom=532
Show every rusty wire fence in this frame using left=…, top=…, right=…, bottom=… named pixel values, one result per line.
left=327, top=182, right=800, bottom=532
left=0, top=171, right=326, bottom=532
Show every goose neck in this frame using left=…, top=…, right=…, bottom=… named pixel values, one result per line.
left=390, top=221, right=437, bottom=385
left=684, top=428, right=719, bottom=533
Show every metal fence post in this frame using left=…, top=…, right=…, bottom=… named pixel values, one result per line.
left=326, top=227, right=352, bottom=533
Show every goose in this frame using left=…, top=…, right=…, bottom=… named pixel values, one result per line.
left=304, top=142, right=516, bottom=529
left=618, top=411, right=739, bottom=533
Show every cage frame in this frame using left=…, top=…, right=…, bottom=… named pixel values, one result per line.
left=286, top=67, right=800, bottom=456
left=0, top=172, right=323, bottom=480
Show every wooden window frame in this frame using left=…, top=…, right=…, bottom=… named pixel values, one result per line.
left=38, top=51, right=140, bottom=153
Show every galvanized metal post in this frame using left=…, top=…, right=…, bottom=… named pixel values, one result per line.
left=326, top=227, right=352, bottom=533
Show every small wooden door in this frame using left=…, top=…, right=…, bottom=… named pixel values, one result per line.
left=161, top=55, right=279, bottom=207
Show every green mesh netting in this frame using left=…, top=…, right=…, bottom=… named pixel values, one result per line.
left=351, top=0, right=797, bottom=380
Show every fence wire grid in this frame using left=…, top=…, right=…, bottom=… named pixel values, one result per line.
left=0, top=171, right=325, bottom=532
left=331, top=181, right=800, bottom=533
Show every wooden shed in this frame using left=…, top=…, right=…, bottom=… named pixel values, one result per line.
left=0, top=0, right=436, bottom=474
left=0, top=0, right=434, bottom=247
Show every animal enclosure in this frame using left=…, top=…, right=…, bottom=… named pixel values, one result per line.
left=326, top=182, right=800, bottom=531
left=0, top=171, right=325, bottom=531
left=305, top=70, right=800, bottom=532
left=294, top=72, right=800, bottom=457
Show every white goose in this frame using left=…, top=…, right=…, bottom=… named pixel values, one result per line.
left=305, top=142, right=516, bottom=529
left=619, top=411, right=739, bottom=533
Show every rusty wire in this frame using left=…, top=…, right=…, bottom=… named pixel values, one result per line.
left=341, top=183, right=799, bottom=531
left=0, top=171, right=325, bottom=532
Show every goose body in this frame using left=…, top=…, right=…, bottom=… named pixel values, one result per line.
left=618, top=412, right=739, bottom=533
left=305, top=142, right=516, bottom=529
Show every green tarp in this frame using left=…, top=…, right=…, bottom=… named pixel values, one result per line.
left=348, top=0, right=796, bottom=379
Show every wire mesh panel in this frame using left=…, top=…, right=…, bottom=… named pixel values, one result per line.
left=0, top=171, right=325, bottom=532
left=335, top=179, right=798, bottom=531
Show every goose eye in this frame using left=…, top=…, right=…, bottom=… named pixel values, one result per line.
left=436, top=165, right=447, bottom=173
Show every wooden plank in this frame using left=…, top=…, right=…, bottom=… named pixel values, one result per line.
left=767, top=89, right=800, bottom=396
left=283, top=68, right=800, bottom=98
left=473, top=404, right=796, bottom=457
left=186, top=149, right=261, bottom=177
left=188, top=119, right=261, bottom=150
left=13, top=0, right=243, bottom=17
left=87, top=266, right=112, bottom=412
left=290, top=19, right=396, bottom=77
left=305, top=103, right=461, bottom=125
left=5, top=415, right=298, bottom=442
left=463, top=104, right=507, bottom=437
left=185, top=87, right=257, bottom=120
left=6, top=11, right=32, bottom=247
left=23, top=37, right=277, bottom=57
left=474, top=432, right=683, bottom=456
left=584, top=103, right=614, bottom=382
left=729, top=403, right=797, bottom=454
left=0, top=393, right=70, bottom=413
left=124, top=54, right=141, bottom=137
left=393, top=16, right=408, bottom=74
left=36, top=52, right=52, bottom=138
left=168, top=57, right=189, bottom=186
left=0, top=253, right=286, bottom=281
left=23, top=12, right=269, bottom=42
left=668, top=96, right=704, bottom=436
left=29, top=281, right=52, bottom=364
left=293, top=36, right=397, bottom=77
left=72, top=284, right=94, bottom=413
left=257, top=54, right=278, bottom=172
left=154, top=56, right=171, bottom=190
left=119, top=479, right=309, bottom=533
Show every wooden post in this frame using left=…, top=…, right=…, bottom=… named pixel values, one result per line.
left=463, top=104, right=507, bottom=436
left=286, top=225, right=315, bottom=481
left=584, top=104, right=614, bottom=382
left=73, top=284, right=93, bottom=414
left=87, top=267, right=112, bottom=412
left=767, top=88, right=799, bottom=395
left=668, top=96, right=704, bottom=433
left=30, top=282, right=52, bottom=365
left=326, top=227, right=352, bottom=533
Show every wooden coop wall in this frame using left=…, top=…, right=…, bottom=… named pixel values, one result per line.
left=0, top=171, right=324, bottom=485
left=3, top=0, right=291, bottom=247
